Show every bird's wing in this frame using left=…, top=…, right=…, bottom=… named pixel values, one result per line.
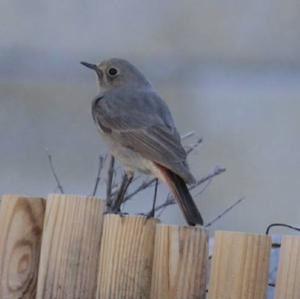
left=92, top=89, right=194, bottom=182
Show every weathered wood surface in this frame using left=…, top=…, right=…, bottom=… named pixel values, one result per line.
left=275, top=236, right=300, bottom=299
left=36, top=194, right=105, bottom=299
left=3, top=193, right=300, bottom=299
left=0, top=195, right=45, bottom=299
left=96, top=215, right=158, bottom=299
left=208, top=231, right=271, bottom=299
left=150, top=224, right=208, bottom=299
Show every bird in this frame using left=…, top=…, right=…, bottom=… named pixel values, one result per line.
left=81, top=58, right=203, bottom=226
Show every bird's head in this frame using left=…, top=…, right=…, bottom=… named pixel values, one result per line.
left=81, top=58, right=151, bottom=91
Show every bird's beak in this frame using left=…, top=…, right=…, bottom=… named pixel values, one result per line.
left=80, top=61, right=103, bottom=79
left=80, top=61, right=98, bottom=70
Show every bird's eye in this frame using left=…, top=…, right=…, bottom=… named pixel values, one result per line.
left=108, top=67, right=118, bottom=76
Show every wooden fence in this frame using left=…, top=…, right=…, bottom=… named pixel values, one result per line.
left=0, top=194, right=299, bottom=299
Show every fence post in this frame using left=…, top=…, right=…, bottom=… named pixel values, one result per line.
left=36, top=194, right=105, bottom=299
left=0, top=195, right=45, bottom=299
left=208, top=231, right=271, bottom=299
left=275, top=236, right=300, bottom=299
left=150, top=224, right=208, bottom=299
left=96, top=215, right=158, bottom=299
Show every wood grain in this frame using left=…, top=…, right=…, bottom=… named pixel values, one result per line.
left=0, top=194, right=45, bottom=299
left=36, top=194, right=105, bottom=299
left=150, top=224, right=208, bottom=299
left=275, top=236, right=300, bottom=299
left=96, top=215, right=158, bottom=299
left=208, top=231, right=271, bottom=299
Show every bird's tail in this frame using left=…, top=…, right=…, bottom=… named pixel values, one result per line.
left=156, top=164, right=204, bottom=226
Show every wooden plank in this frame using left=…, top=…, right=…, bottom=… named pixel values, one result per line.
left=275, top=236, right=300, bottom=299
left=36, top=194, right=105, bottom=299
left=96, top=215, right=158, bottom=299
left=208, top=231, right=271, bottom=299
left=0, top=194, right=45, bottom=299
left=150, top=224, right=208, bottom=299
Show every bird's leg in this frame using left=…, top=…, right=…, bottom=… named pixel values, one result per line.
left=146, top=178, right=159, bottom=219
left=111, top=172, right=134, bottom=213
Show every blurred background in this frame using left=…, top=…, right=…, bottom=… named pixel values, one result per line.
left=1, top=0, right=300, bottom=233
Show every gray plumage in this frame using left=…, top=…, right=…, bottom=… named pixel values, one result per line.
left=81, top=58, right=203, bottom=225
left=92, top=87, right=195, bottom=184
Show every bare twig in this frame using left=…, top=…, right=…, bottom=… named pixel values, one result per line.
left=181, top=131, right=195, bottom=141
left=193, top=179, right=213, bottom=198
left=145, top=166, right=226, bottom=216
left=92, top=155, right=105, bottom=196
left=124, top=178, right=159, bottom=202
left=46, top=150, right=64, bottom=194
left=205, top=197, right=245, bottom=228
left=111, top=172, right=131, bottom=207
left=123, top=148, right=217, bottom=202
left=112, top=172, right=120, bottom=189
left=111, top=173, right=142, bottom=197
left=106, top=155, right=115, bottom=207
left=156, top=194, right=174, bottom=217
left=185, top=138, right=203, bottom=154
left=190, top=167, right=226, bottom=191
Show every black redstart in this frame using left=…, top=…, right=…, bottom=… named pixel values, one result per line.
left=81, top=58, right=203, bottom=225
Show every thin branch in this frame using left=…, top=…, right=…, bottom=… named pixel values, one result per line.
left=92, top=155, right=105, bottom=196
left=193, top=179, right=213, bottom=198
left=124, top=178, right=158, bottom=202
left=122, top=148, right=218, bottom=202
left=46, top=150, right=64, bottom=194
left=181, top=131, right=195, bottom=141
left=205, top=197, right=245, bottom=228
left=111, top=172, right=131, bottom=207
left=156, top=194, right=174, bottom=217
left=106, top=155, right=115, bottom=207
left=185, top=138, right=203, bottom=155
left=111, top=171, right=120, bottom=189
left=111, top=173, right=142, bottom=196
left=189, top=167, right=226, bottom=191
left=146, top=166, right=226, bottom=216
